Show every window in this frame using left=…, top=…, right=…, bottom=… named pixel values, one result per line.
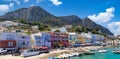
left=37, top=40, right=41, bottom=44
left=22, top=42, right=25, bottom=45
left=8, top=42, right=13, bottom=46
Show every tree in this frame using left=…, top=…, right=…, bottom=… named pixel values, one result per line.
left=75, top=26, right=83, bottom=33
left=38, top=24, right=51, bottom=31
left=54, top=30, right=60, bottom=32
left=26, top=31, right=32, bottom=35
left=83, top=28, right=88, bottom=33
left=38, top=25, right=45, bottom=31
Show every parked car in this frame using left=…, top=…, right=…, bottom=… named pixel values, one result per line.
left=0, top=48, right=7, bottom=54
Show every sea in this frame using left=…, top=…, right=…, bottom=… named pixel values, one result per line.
left=71, top=46, right=120, bottom=59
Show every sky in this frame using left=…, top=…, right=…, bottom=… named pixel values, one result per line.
left=0, top=0, right=120, bottom=35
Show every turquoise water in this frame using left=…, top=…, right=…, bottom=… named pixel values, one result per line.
left=71, top=47, right=120, bottom=59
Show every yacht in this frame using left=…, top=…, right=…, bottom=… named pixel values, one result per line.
left=113, top=50, right=120, bottom=54
left=97, top=49, right=108, bottom=53
left=20, top=48, right=40, bottom=57
left=20, top=47, right=49, bottom=57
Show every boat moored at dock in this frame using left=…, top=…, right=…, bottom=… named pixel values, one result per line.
left=97, top=49, right=108, bottom=53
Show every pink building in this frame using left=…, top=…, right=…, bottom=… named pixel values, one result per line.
left=50, top=32, right=69, bottom=48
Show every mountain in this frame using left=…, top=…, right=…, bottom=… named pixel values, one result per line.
left=0, top=6, right=113, bottom=35
left=58, top=16, right=113, bottom=35
left=0, top=6, right=54, bottom=21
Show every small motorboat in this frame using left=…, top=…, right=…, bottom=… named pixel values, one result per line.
left=90, top=49, right=96, bottom=51
left=20, top=48, right=40, bottom=57
left=113, top=48, right=120, bottom=54
left=113, top=50, right=120, bottom=54
left=71, top=53, right=79, bottom=57
left=97, top=50, right=108, bottom=53
left=84, top=52, right=95, bottom=55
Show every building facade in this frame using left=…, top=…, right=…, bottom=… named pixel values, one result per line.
left=0, top=40, right=16, bottom=50
left=68, top=32, right=77, bottom=46
left=92, top=34, right=105, bottom=45
left=80, top=32, right=92, bottom=45
left=30, top=32, right=51, bottom=48
left=50, top=32, right=69, bottom=48
left=0, top=32, right=31, bottom=49
left=17, top=34, right=31, bottom=49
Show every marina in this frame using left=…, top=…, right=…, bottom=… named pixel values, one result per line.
left=47, top=46, right=120, bottom=59
left=73, top=47, right=120, bottom=59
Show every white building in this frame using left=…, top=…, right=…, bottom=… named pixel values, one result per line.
left=92, top=34, right=105, bottom=45
left=80, top=32, right=92, bottom=44
left=30, top=32, right=51, bottom=48
left=31, top=33, right=43, bottom=47
left=68, top=32, right=77, bottom=45
left=17, top=34, right=31, bottom=48
left=0, top=32, right=19, bottom=40
left=1, top=21, right=19, bottom=27
left=41, top=32, right=51, bottom=48
left=0, top=32, right=31, bottom=49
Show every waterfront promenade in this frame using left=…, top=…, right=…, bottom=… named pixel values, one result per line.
left=0, top=46, right=105, bottom=59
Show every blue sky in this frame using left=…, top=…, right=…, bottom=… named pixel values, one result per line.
left=0, top=0, right=120, bottom=35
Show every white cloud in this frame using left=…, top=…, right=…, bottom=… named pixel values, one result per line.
left=50, top=0, right=62, bottom=6
left=24, top=0, right=29, bottom=2
left=108, top=22, right=120, bottom=35
left=9, top=3, right=14, bottom=7
left=14, top=0, right=20, bottom=5
left=0, top=4, right=10, bottom=15
left=88, top=7, right=115, bottom=24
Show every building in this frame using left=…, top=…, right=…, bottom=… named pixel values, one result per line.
left=30, top=32, right=51, bottom=48
left=41, top=32, right=51, bottom=48
left=17, top=34, right=31, bottom=49
left=0, top=32, right=19, bottom=40
left=50, top=32, right=69, bottom=48
left=0, top=21, right=19, bottom=27
left=92, top=34, right=105, bottom=45
left=65, top=25, right=72, bottom=30
left=68, top=32, right=77, bottom=46
left=31, top=33, right=42, bottom=47
left=0, top=40, right=16, bottom=51
left=80, top=32, right=92, bottom=45
left=31, top=25, right=39, bottom=33
left=0, top=32, right=31, bottom=49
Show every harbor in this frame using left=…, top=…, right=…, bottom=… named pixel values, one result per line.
left=0, top=0, right=120, bottom=59
left=71, top=46, right=120, bottom=59
left=1, top=45, right=119, bottom=59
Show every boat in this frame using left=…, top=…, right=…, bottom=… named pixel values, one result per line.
left=90, top=49, right=96, bottom=51
left=20, top=47, right=49, bottom=57
left=71, top=53, right=79, bottom=56
left=84, top=52, right=95, bottom=55
left=113, top=48, right=120, bottom=54
left=20, top=48, right=40, bottom=57
left=97, top=50, right=108, bottom=53
left=113, top=50, right=120, bottom=54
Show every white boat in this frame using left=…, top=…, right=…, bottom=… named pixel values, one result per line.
left=90, top=49, right=96, bottom=51
left=97, top=50, right=108, bottom=53
left=71, top=53, right=79, bottom=56
left=20, top=47, right=49, bottom=57
left=20, top=48, right=40, bottom=57
left=113, top=50, right=120, bottom=54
